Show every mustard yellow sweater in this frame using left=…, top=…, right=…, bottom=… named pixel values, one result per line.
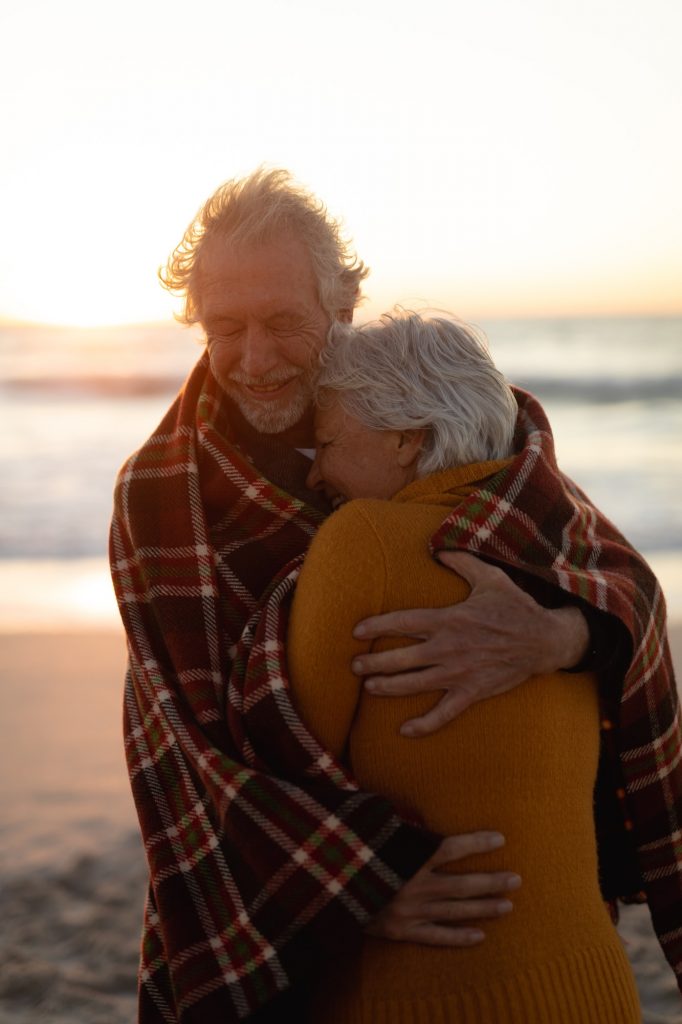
left=287, top=462, right=640, bottom=1024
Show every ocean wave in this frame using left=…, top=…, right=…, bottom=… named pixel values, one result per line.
left=513, top=375, right=682, bottom=403
left=1, top=374, right=184, bottom=397
left=3, top=372, right=681, bottom=403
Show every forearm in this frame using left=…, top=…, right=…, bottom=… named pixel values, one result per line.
left=561, top=600, right=633, bottom=679
left=503, top=567, right=632, bottom=675
left=352, top=551, right=635, bottom=735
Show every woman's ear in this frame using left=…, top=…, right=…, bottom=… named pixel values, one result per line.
left=396, top=429, right=427, bottom=468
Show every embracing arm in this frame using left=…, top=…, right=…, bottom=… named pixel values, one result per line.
left=352, top=551, right=591, bottom=736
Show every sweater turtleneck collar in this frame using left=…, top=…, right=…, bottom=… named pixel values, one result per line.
left=392, top=458, right=514, bottom=506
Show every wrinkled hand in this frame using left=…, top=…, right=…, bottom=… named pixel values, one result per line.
left=352, top=551, right=589, bottom=736
left=365, top=832, right=521, bottom=946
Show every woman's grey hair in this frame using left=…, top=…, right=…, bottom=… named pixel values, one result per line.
left=315, top=311, right=518, bottom=474
left=159, top=167, right=368, bottom=324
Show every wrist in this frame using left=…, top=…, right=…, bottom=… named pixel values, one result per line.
left=549, top=605, right=591, bottom=672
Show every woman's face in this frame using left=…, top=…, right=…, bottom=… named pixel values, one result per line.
left=306, top=398, right=423, bottom=509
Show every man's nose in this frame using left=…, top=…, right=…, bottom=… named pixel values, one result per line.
left=306, top=458, right=324, bottom=491
left=239, top=323, right=279, bottom=378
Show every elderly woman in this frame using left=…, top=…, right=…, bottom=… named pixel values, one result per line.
left=287, top=312, right=640, bottom=1023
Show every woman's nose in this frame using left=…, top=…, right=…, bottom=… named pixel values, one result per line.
left=306, top=458, right=324, bottom=491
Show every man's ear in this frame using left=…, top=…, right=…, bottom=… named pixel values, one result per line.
left=396, top=429, right=427, bottom=468
left=336, top=308, right=354, bottom=324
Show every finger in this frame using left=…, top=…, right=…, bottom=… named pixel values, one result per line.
left=400, top=688, right=479, bottom=736
left=362, top=665, right=445, bottom=694
left=428, top=872, right=523, bottom=899
left=426, top=897, right=514, bottom=921
left=353, top=607, right=446, bottom=641
left=436, top=551, right=506, bottom=589
left=399, top=924, right=486, bottom=947
left=354, top=647, right=435, bottom=681
left=429, top=832, right=506, bottom=866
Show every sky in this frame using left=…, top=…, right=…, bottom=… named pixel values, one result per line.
left=1, top=0, right=681, bottom=326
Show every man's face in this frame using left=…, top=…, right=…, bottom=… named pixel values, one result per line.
left=198, top=234, right=329, bottom=435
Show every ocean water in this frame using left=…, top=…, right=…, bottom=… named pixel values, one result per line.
left=1, top=321, right=682, bottom=1023
left=0, top=315, right=681, bottom=627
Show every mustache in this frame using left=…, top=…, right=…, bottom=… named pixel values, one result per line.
left=228, top=371, right=302, bottom=387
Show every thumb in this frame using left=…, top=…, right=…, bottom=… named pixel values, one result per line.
left=436, top=550, right=499, bottom=589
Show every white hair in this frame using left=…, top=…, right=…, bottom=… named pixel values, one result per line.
left=160, top=167, right=368, bottom=324
left=315, top=311, right=517, bottom=474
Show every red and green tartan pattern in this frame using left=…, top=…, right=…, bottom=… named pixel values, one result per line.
left=430, top=388, right=682, bottom=988
left=112, top=358, right=682, bottom=1019
left=110, top=356, right=437, bottom=1023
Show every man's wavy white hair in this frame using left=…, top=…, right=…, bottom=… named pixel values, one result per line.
left=315, top=311, right=517, bottom=474
left=159, top=167, right=368, bottom=324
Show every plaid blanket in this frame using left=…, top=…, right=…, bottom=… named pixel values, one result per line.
left=111, top=356, right=682, bottom=1020
left=430, top=388, right=682, bottom=989
left=109, top=356, right=437, bottom=1023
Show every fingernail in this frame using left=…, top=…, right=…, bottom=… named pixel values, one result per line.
left=400, top=723, right=416, bottom=737
left=497, top=900, right=513, bottom=914
left=467, top=929, right=485, bottom=944
left=507, top=874, right=522, bottom=890
left=487, top=833, right=505, bottom=849
left=363, top=677, right=376, bottom=691
left=353, top=625, right=366, bottom=638
left=352, top=659, right=364, bottom=674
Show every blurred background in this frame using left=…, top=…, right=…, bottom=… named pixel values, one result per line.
left=0, top=1, right=680, bottom=1021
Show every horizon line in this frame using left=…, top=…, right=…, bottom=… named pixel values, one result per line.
left=2, top=308, right=682, bottom=331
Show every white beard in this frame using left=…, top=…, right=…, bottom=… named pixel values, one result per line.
left=224, top=375, right=313, bottom=435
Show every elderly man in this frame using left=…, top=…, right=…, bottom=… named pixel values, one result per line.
left=163, top=169, right=591, bottom=708
left=110, top=169, right=681, bottom=1022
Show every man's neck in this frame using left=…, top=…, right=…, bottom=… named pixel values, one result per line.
left=269, top=408, right=315, bottom=449
left=222, top=399, right=328, bottom=512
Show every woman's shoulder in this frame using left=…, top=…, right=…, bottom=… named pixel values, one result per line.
left=322, top=495, right=443, bottom=533
left=329, top=497, right=450, bottom=548
left=291, top=502, right=389, bottom=646
left=302, top=500, right=390, bottom=579
left=308, top=498, right=433, bottom=560
left=302, top=498, right=451, bottom=599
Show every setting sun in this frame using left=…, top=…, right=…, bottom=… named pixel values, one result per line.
left=1, top=0, right=680, bottom=327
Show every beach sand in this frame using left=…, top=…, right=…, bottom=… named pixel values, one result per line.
left=1, top=628, right=681, bottom=1023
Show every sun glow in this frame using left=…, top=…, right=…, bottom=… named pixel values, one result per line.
left=1, top=146, right=185, bottom=327
left=1, top=0, right=680, bottom=328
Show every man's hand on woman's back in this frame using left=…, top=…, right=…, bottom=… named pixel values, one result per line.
left=352, top=552, right=590, bottom=736
left=366, top=832, right=521, bottom=945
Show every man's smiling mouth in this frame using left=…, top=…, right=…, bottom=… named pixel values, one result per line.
left=248, top=382, right=287, bottom=393
left=237, top=377, right=299, bottom=398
